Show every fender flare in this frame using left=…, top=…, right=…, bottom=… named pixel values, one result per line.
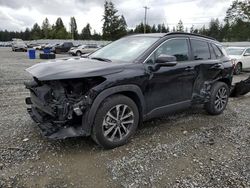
left=82, top=84, right=145, bottom=135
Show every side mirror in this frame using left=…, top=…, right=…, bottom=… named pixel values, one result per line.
left=155, top=55, right=177, bottom=66
left=244, top=52, right=250, bottom=56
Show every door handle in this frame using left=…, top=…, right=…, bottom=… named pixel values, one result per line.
left=185, top=66, right=194, bottom=71
left=210, top=63, right=223, bottom=70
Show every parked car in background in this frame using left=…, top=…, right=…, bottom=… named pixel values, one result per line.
left=33, top=43, right=50, bottom=50
left=226, top=47, right=250, bottom=74
left=27, top=43, right=38, bottom=48
left=11, top=39, right=27, bottom=52
left=69, top=44, right=99, bottom=56
left=25, top=32, right=233, bottom=149
left=51, top=42, right=73, bottom=53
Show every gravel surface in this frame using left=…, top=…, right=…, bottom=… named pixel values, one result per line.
left=0, top=47, right=249, bottom=188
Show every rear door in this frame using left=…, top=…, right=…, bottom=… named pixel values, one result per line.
left=190, top=39, right=224, bottom=98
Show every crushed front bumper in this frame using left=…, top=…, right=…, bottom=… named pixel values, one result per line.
left=27, top=105, right=88, bottom=139
left=25, top=86, right=89, bottom=139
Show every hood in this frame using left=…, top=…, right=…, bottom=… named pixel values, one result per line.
left=26, top=58, right=127, bottom=81
left=228, top=55, right=242, bottom=60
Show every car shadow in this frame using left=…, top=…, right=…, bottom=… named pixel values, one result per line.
left=43, top=105, right=206, bottom=151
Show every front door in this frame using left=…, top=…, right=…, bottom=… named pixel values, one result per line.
left=243, top=48, right=250, bottom=68
left=144, top=38, right=197, bottom=116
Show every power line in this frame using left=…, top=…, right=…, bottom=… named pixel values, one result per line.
left=143, top=6, right=150, bottom=33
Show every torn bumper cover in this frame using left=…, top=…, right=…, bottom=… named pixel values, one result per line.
left=230, top=76, right=250, bottom=97
left=25, top=80, right=92, bottom=139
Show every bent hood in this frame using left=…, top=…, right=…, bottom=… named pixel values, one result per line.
left=26, top=58, right=127, bottom=80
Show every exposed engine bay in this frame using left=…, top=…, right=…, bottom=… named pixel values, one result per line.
left=25, top=77, right=104, bottom=139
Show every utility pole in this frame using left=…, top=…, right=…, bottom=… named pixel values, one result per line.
left=143, top=6, right=150, bottom=33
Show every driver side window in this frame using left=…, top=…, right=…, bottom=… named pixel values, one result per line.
left=146, top=38, right=189, bottom=64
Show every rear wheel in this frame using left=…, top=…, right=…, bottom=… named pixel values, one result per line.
left=91, top=95, right=139, bottom=149
left=204, top=82, right=229, bottom=115
left=234, top=63, right=242, bottom=75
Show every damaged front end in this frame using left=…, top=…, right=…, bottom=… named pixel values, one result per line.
left=25, top=77, right=103, bottom=139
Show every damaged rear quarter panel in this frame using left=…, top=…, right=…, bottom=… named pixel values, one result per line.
left=192, top=58, right=233, bottom=103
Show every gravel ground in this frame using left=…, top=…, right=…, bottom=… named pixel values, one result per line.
left=0, top=47, right=249, bottom=188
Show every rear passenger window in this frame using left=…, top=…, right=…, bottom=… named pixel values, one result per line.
left=212, top=44, right=223, bottom=58
left=191, top=39, right=210, bottom=60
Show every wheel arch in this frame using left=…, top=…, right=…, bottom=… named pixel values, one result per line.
left=82, top=84, right=145, bottom=135
left=76, top=50, right=82, bottom=54
left=237, top=61, right=242, bottom=66
left=217, top=78, right=231, bottom=87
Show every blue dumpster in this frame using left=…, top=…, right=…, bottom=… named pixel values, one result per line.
left=28, top=49, right=36, bottom=59
left=43, top=48, right=51, bottom=54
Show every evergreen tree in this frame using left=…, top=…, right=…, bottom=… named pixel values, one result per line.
left=207, top=18, right=221, bottom=40
left=190, top=25, right=195, bottom=33
left=92, top=30, right=102, bottom=40
left=23, top=28, right=31, bottom=40
left=157, top=24, right=162, bottom=32
left=151, top=24, right=157, bottom=33
left=134, top=23, right=144, bottom=33
left=176, top=20, right=184, bottom=32
left=41, top=17, right=51, bottom=39
left=102, top=1, right=127, bottom=40
left=116, top=15, right=127, bottom=38
left=53, top=17, right=68, bottom=39
left=224, top=0, right=250, bottom=41
left=70, top=17, right=78, bottom=39
left=31, top=23, right=42, bottom=39
left=161, top=23, right=168, bottom=32
left=81, top=23, right=92, bottom=40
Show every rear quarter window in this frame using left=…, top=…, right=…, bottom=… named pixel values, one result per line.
left=191, top=39, right=211, bottom=60
left=211, top=43, right=223, bottom=58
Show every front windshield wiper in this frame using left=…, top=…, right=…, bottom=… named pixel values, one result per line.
left=91, top=57, right=112, bottom=62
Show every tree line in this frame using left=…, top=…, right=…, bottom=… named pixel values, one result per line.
left=0, top=0, right=249, bottom=42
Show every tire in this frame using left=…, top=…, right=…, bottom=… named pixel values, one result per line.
left=76, top=51, right=82, bottom=56
left=234, top=63, right=242, bottom=75
left=204, top=82, right=229, bottom=115
left=91, top=94, right=139, bottom=149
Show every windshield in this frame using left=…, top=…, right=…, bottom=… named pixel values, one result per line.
left=89, top=36, right=159, bottom=62
left=226, top=48, right=245, bottom=56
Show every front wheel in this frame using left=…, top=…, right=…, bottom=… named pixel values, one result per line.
left=76, top=51, right=82, bottom=56
left=91, top=95, right=139, bottom=149
left=234, top=63, right=242, bottom=75
left=204, top=82, right=229, bottom=115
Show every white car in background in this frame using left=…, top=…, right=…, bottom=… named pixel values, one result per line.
left=11, top=39, right=27, bottom=52
left=226, top=47, right=250, bottom=75
left=69, top=44, right=99, bottom=56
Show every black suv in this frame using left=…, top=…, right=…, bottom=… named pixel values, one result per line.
left=52, top=42, right=74, bottom=53
left=25, top=32, right=234, bottom=149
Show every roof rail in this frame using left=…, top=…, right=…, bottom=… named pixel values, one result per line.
left=165, top=32, right=217, bottom=41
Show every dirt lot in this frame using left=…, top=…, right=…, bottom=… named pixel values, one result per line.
left=0, top=47, right=249, bottom=188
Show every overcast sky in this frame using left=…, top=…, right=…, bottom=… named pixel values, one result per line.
left=0, top=0, right=234, bottom=33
